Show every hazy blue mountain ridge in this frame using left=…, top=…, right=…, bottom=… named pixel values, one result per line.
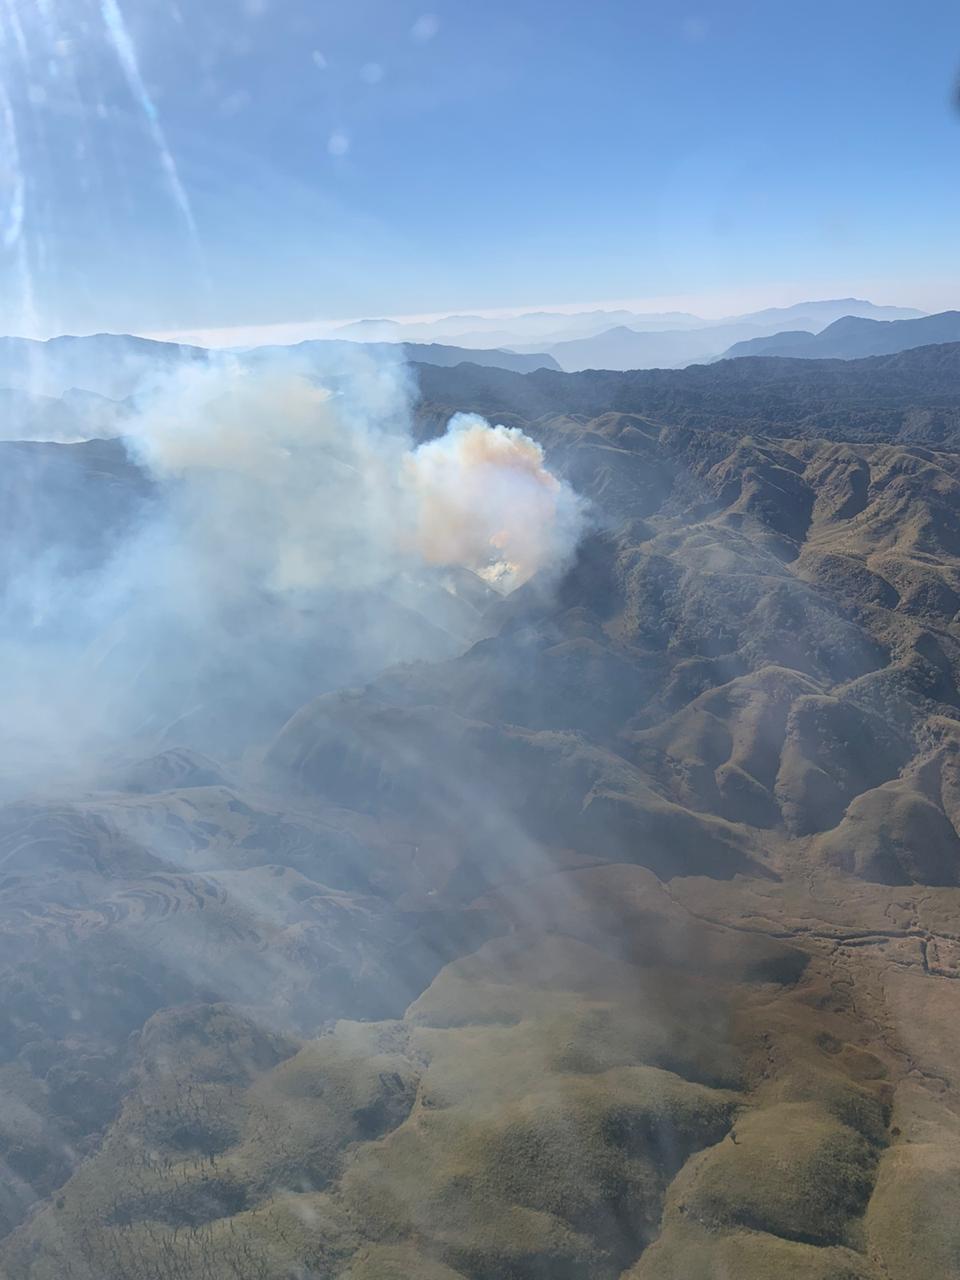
left=722, top=309, right=960, bottom=361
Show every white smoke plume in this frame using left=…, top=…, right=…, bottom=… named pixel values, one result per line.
left=127, top=358, right=584, bottom=595
left=0, top=349, right=586, bottom=789
left=407, top=414, right=583, bottom=589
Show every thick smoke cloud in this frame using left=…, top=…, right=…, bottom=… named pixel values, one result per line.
left=129, top=361, right=583, bottom=595
left=408, top=414, right=583, bottom=589
left=0, top=350, right=585, bottom=791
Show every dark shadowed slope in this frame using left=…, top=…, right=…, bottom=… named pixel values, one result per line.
left=0, top=437, right=151, bottom=582
left=414, top=342, right=960, bottom=445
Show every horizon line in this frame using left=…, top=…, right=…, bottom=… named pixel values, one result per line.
left=0, top=288, right=937, bottom=350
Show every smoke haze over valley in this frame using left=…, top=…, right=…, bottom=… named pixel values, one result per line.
left=0, top=346, right=585, bottom=788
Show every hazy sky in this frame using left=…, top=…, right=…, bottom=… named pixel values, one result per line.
left=1, top=0, right=959, bottom=339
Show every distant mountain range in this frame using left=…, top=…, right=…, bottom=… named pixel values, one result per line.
left=0, top=304, right=930, bottom=427
left=721, top=310, right=960, bottom=362
left=334, top=310, right=704, bottom=348
left=5, top=307, right=958, bottom=445
left=331, top=299, right=926, bottom=372
left=542, top=321, right=762, bottom=371
left=532, top=300, right=926, bottom=371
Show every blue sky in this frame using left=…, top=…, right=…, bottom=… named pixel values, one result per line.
left=1, top=0, right=959, bottom=339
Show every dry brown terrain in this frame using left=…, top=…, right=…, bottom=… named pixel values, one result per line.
left=2, top=406, right=960, bottom=1278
